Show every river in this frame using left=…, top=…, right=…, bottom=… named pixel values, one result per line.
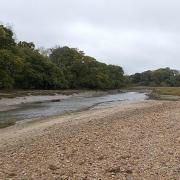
left=0, top=92, right=147, bottom=124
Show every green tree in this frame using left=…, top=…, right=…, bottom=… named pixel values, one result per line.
left=0, top=24, right=125, bottom=90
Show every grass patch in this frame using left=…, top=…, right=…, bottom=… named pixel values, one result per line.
left=149, top=87, right=180, bottom=100
left=153, top=87, right=180, bottom=96
left=125, top=86, right=180, bottom=100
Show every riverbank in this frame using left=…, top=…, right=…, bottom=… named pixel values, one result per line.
left=149, top=87, right=180, bottom=100
left=0, top=100, right=179, bottom=179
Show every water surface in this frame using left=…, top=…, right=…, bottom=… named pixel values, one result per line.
left=0, top=92, right=147, bottom=123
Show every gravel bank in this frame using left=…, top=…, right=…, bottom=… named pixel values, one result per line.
left=0, top=100, right=179, bottom=179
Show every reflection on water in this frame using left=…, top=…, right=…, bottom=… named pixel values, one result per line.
left=0, top=92, right=147, bottom=123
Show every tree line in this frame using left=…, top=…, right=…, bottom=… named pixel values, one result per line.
left=0, top=24, right=179, bottom=90
left=130, top=68, right=180, bottom=87
left=0, top=25, right=125, bottom=89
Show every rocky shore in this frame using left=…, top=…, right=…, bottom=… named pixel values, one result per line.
left=0, top=100, right=179, bottom=179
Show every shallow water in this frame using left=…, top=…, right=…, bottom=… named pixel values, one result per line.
left=0, top=92, right=147, bottom=123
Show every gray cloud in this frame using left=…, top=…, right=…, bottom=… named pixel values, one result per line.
left=0, top=0, right=180, bottom=74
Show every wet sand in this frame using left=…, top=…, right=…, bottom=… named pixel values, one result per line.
left=0, top=100, right=180, bottom=179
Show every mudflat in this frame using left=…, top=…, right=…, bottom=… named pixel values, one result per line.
left=0, top=100, right=179, bottom=179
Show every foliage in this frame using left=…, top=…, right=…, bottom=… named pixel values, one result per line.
left=2, top=24, right=179, bottom=90
left=50, top=47, right=125, bottom=89
left=130, top=68, right=180, bottom=87
left=0, top=25, right=15, bottom=49
left=154, top=87, right=180, bottom=96
left=0, top=25, right=125, bottom=90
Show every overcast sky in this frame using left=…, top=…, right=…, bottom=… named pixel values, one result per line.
left=0, top=0, right=180, bottom=74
